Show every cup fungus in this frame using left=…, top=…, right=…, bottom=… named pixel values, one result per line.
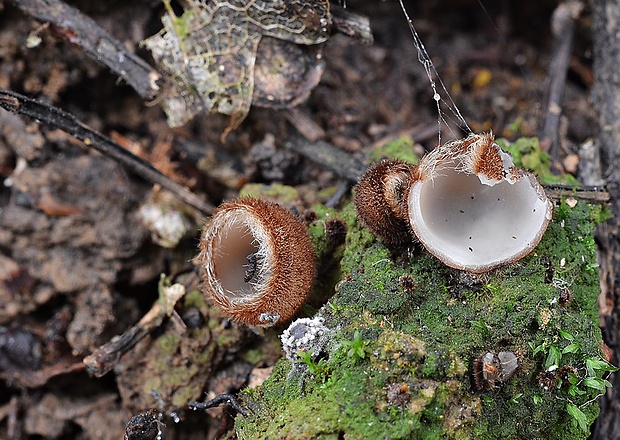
left=354, top=159, right=417, bottom=249
left=197, top=198, right=315, bottom=327
left=408, top=133, right=553, bottom=273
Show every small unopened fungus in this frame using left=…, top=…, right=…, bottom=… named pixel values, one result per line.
left=407, top=133, right=553, bottom=273
left=197, top=198, right=315, bottom=327
left=354, top=160, right=417, bottom=250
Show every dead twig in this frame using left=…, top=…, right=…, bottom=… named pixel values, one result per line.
left=7, top=396, right=20, bottom=440
left=284, top=135, right=366, bottom=182
left=325, top=181, right=352, bottom=208
left=283, top=108, right=325, bottom=142
left=285, top=129, right=610, bottom=204
left=543, top=184, right=610, bottom=203
left=540, top=1, right=584, bottom=167
left=189, top=393, right=249, bottom=417
left=84, top=276, right=188, bottom=377
left=83, top=302, right=165, bottom=377
left=0, top=89, right=214, bottom=216
left=0, top=360, right=86, bottom=388
left=8, top=0, right=160, bottom=100
left=331, top=4, right=373, bottom=44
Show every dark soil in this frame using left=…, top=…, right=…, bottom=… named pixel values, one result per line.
left=0, top=0, right=605, bottom=439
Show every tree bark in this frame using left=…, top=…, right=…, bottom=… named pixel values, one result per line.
left=590, top=0, right=620, bottom=438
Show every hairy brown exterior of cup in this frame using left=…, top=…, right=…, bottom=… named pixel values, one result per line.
left=354, top=160, right=417, bottom=249
left=197, top=198, right=316, bottom=327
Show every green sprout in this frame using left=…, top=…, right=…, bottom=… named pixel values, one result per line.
left=470, top=319, right=491, bottom=337
left=342, top=330, right=372, bottom=361
left=295, top=350, right=328, bottom=375
left=566, top=403, right=589, bottom=434
left=508, top=393, right=523, bottom=405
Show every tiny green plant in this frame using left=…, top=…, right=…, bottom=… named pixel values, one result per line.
left=531, top=335, right=618, bottom=434
left=566, top=403, right=589, bottom=434
left=328, top=302, right=344, bottom=312
left=566, top=360, right=615, bottom=434
left=508, top=393, right=523, bottom=405
left=470, top=319, right=490, bottom=337
left=295, top=350, right=328, bottom=375
left=342, top=330, right=372, bottom=361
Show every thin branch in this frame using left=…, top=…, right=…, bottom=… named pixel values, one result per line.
left=8, top=0, right=160, bottom=100
left=331, top=4, right=373, bottom=44
left=284, top=135, right=366, bottom=182
left=285, top=129, right=610, bottom=203
left=0, top=90, right=213, bottom=216
left=83, top=302, right=165, bottom=377
left=188, top=393, right=249, bottom=417
left=540, top=1, right=584, bottom=165
left=543, top=185, right=610, bottom=203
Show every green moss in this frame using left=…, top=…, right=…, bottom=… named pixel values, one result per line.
left=142, top=328, right=213, bottom=409
left=183, top=289, right=206, bottom=309
left=239, top=182, right=301, bottom=204
left=236, top=166, right=606, bottom=439
left=306, top=205, right=343, bottom=261
left=156, top=332, right=182, bottom=357
left=367, top=136, right=420, bottom=165
left=497, top=137, right=579, bottom=185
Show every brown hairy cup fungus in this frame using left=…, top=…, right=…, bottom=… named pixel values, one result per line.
left=355, top=160, right=417, bottom=249
left=408, top=133, right=553, bottom=273
left=197, top=198, right=315, bottom=327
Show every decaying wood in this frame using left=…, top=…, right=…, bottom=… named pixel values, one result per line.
left=540, top=1, right=583, bottom=166
left=83, top=302, right=166, bottom=378
left=284, top=135, right=367, bottom=182
left=544, top=184, right=609, bottom=203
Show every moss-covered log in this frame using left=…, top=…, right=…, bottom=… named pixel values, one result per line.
left=235, top=139, right=612, bottom=440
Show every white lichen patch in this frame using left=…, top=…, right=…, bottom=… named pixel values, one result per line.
left=281, top=316, right=329, bottom=362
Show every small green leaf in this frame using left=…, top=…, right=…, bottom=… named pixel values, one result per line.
left=559, top=329, right=574, bottom=341
left=545, top=346, right=562, bottom=370
left=568, top=385, right=586, bottom=397
left=531, top=343, right=546, bottom=357
left=328, top=302, right=343, bottom=312
left=566, top=403, right=589, bottom=434
left=532, top=395, right=543, bottom=405
left=583, top=377, right=606, bottom=392
left=586, top=358, right=618, bottom=375
left=562, top=343, right=581, bottom=354
left=568, top=385, right=577, bottom=397
left=470, top=320, right=490, bottom=337
left=508, top=393, right=523, bottom=404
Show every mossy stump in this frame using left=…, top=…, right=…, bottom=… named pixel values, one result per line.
left=235, top=140, right=610, bottom=439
